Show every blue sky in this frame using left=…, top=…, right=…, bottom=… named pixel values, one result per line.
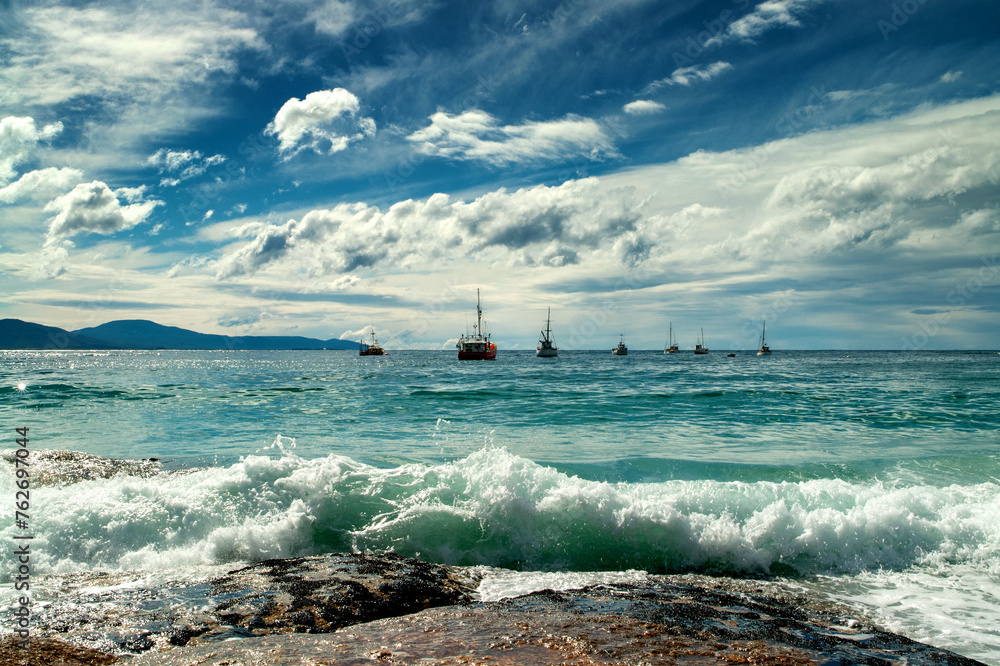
left=1, top=0, right=998, bottom=349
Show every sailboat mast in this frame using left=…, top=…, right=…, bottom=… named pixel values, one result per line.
left=477, top=288, right=483, bottom=338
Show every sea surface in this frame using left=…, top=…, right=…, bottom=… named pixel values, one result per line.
left=1, top=349, right=999, bottom=662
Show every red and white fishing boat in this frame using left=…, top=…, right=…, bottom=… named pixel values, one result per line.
left=456, top=289, right=497, bottom=360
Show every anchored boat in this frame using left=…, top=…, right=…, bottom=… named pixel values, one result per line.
left=612, top=333, right=628, bottom=355
left=757, top=321, right=772, bottom=356
left=456, top=289, right=497, bottom=360
left=536, top=308, right=558, bottom=357
left=359, top=327, right=385, bottom=356
left=694, top=328, right=709, bottom=355
left=664, top=322, right=680, bottom=354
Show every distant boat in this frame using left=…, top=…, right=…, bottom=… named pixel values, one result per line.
left=664, top=322, right=680, bottom=354
left=757, top=321, right=771, bottom=356
left=536, top=308, right=558, bottom=357
left=456, top=289, right=497, bottom=360
left=359, top=327, right=385, bottom=356
left=612, top=333, right=628, bottom=355
left=694, top=328, right=709, bottom=355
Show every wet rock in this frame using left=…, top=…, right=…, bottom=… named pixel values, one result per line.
left=19, top=555, right=986, bottom=665
left=0, top=448, right=164, bottom=486
left=207, top=551, right=475, bottom=634
left=128, top=581, right=984, bottom=665
left=0, top=635, right=117, bottom=665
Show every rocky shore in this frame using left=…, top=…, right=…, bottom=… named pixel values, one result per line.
left=2, top=552, right=984, bottom=665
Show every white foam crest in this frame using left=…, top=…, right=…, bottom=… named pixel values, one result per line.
left=1, top=448, right=998, bottom=579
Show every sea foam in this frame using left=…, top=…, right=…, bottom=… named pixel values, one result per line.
left=1, top=447, right=998, bottom=580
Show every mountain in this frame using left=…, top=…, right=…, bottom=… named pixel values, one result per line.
left=1, top=319, right=359, bottom=350
left=0, top=319, right=114, bottom=350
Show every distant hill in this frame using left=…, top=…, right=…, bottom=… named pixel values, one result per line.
left=0, top=319, right=114, bottom=350
left=1, top=318, right=358, bottom=350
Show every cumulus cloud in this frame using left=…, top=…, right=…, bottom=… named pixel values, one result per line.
left=407, top=110, right=618, bottom=166
left=0, top=167, right=84, bottom=203
left=623, top=100, right=667, bottom=115
left=707, top=0, right=822, bottom=46
left=645, top=62, right=733, bottom=90
left=0, top=116, right=64, bottom=184
left=266, top=88, right=376, bottom=157
left=215, top=178, right=645, bottom=279
left=148, top=148, right=226, bottom=185
left=45, top=181, right=163, bottom=240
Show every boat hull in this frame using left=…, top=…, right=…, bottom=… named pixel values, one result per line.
left=458, top=348, right=497, bottom=360
left=536, top=347, right=558, bottom=357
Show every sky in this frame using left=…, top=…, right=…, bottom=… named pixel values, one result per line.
left=1, top=0, right=998, bottom=350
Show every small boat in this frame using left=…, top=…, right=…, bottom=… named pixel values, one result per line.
left=536, top=308, right=558, bottom=357
left=694, top=328, right=709, bottom=354
left=757, top=321, right=771, bottom=356
left=612, top=333, right=628, bottom=355
left=359, top=327, right=385, bottom=356
left=456, top=289, right=497, bottom=360
left=664, top=322, right=680, bottom=354
left=727, top=353, right=736, bottom=357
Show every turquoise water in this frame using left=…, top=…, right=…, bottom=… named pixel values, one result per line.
left=1, top=349, right=999, bottom=661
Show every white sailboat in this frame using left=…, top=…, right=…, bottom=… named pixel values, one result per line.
left=536, top=308, right=558, bottom=357
left=664, top=322, right=680, bottom=354
left=757, top=321, right=772, bottom=356
left=694, top=328, right=709, bottom=355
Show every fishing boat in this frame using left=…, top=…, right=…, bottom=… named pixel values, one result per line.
left=757, top=321, right=771, bottom=356
left=456, top=289, right=497, bottom=360
left=694, top=328, right=709, bottom=354
left=536, top=308, right=558, bottom=357
left=664, top=322, right=680, bottom=354
left=358, top=327, right=384, bottom=356
left=612, top=333, right=628, bottom=355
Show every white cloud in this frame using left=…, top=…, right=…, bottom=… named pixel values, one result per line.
left=0, top=167, right=84, bottom=203
left=266, top=88, right=376, bottom=157
left=707, top=0, right=822, bottom=46
left=148, top=148, right=226, bottom=185
left=215, top=178, right=645, bottom=279
left=646, top=62, right=733, bottom=90
left=45, top=181, right=163, bottom=240
left=940, top=71, right=963, bottom=83
left=623, top=100, right=667, bottom=115
left=0, top=116, right=64, bottom=184
left=2, top=4, right=262, bottom=108
left=406, top=110, right=618, bottom=166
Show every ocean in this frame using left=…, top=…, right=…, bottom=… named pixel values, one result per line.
left=1, top=348, right=999, bottom=662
